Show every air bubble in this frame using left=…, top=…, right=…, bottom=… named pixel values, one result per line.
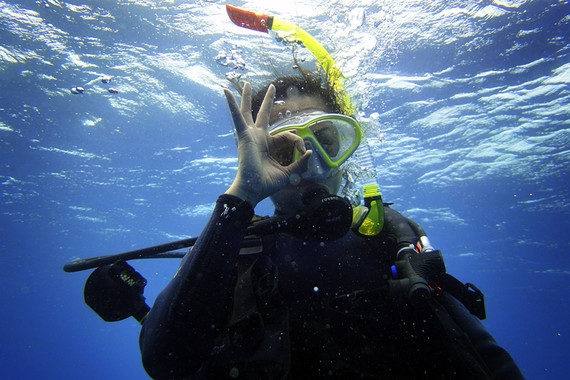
left=229, top=367, right=239, bottom=378
left=286, top=86, right=299, bottom=98
left=289, top=173, right=300, bottom=185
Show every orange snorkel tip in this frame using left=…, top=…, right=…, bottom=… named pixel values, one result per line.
left=226, top=4, right=272, bottom=33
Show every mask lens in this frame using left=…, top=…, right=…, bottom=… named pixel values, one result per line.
left=311, top=121, right=340, bottom=157
left=309, top=118, right=357, bottom=163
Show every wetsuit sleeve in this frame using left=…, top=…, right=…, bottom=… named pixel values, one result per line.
left=139, top=194, right=254, bottom=380
left=441, top=292, right=525, bottom=380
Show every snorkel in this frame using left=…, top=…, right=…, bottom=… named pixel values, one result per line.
left=226, top=4, right=354, bottom=116
left=226, top=4, right=384, bottom=236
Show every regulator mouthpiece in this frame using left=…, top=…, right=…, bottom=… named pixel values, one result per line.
left=301, top=186, right=353, bottom=241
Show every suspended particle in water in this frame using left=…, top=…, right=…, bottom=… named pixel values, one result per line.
left=229, top=367, right=239, bottom=378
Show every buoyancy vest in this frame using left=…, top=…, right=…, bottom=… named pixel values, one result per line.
left=194, top=231, right=494, bottom=379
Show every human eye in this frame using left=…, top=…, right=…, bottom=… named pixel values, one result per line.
left=312, top=123, right=339, bottom=156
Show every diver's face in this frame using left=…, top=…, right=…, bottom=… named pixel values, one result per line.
left=269, top=95, right=343, bottom=213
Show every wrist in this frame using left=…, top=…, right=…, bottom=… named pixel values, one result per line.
left=225, top=183, right=259, bottom=208
left=217, top=193, right=255, bottom=218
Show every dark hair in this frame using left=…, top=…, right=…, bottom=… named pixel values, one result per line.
left=251, top=74, right=341, bottom=120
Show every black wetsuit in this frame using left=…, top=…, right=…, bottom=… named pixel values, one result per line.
left=140, top=194, right=524, bottom=379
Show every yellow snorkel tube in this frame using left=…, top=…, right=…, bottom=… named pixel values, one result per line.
left=226, top=4, right=354, bottom=116
left=226, top=4, right=383, bottom=236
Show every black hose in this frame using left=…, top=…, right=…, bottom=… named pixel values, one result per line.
left=63, top=235, right=265, bottom=273
left=63, top=238, right=198, bottom=272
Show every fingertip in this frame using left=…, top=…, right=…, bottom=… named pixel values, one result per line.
left=243, top=82, right=252, bottom=95
left=266, top=84, right=276, bottom=99
left=295, top=149, right=312, bottom=171
left=295, top=139, right=307, bottom=154
left=224, top=88, right=235, bottom=101
left=225, top=91, right=239, bottom=110
left=264, top=84, right=275, bottom=99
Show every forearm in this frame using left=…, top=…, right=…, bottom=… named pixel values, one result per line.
left=140, top=194, right=253, bottom=379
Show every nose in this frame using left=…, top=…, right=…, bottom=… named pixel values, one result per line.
left=302, top=140, right=330, bottom=179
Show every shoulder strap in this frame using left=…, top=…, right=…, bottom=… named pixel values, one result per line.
left=210, top=254, right=290, bottom=378
left=428, top=296, right=493, bottom=379
left=230, top=256, right=260, bottom=324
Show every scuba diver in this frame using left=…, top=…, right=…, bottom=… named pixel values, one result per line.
left=65, top=5, right=524, bottom=379
left=137, top=75, right=524, bottom=379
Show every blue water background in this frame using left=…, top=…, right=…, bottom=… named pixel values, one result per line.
left=1, top=0, right=569, bottom=379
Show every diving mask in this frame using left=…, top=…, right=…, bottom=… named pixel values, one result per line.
left=269, top=112, right=362, bottom=173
